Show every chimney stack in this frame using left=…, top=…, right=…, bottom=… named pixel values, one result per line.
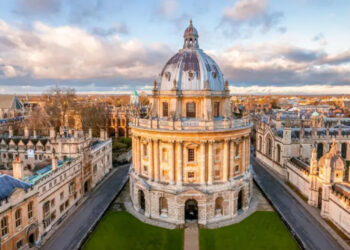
left=24, top=126, right=29, bottom=138
left=33, top=130, right=37, bottom=138
left=50, top=127, right=56, bottom=139
left=9, top=126, right=13, bottom=137
left=89, top=128, right=93, bottom=138
left=100, top=128, right=106, bottom=140
left=51, top=152, right=58, bottom=171
left=13, top=157, right=23, bottom=180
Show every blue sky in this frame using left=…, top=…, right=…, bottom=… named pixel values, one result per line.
left=0, top=0, right=350, bottom=94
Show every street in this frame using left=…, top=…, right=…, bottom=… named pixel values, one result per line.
left=251, top=157, right=343, bottom=250
left=42, top=164, right=130, bottom=250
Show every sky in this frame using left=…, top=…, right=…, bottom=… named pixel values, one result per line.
left=0, top=0, right=350, bottom=95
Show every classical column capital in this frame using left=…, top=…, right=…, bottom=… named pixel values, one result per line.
left=200, top=140, right=207, bottom=144
left=208, top=140, right=215, bottom=144
left=169, top=140, right=176, bottom=144
left=176, top=140, right=184, bottom=144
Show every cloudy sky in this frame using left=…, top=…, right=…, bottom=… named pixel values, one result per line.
left=0, top=0, right=350, bottom=95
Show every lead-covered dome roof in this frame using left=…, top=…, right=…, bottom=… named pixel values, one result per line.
left=159, top=21, right=225, bottom=91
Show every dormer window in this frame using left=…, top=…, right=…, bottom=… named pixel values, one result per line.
left=165, top=72, right=171, bottom=81
left=212, top=72, right=217, bottom=79
left=186, top=102, right=196, bottom=118
left=162, top=102, right=169, bottom=117
left=188, top=71, right=194, bottom=81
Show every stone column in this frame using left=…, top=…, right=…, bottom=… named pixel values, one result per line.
left=246, top=136, right=250, bottom=171
left=242, top=138, right=246, bottom=172
left=170, top=140, right=175, bottom=184
left=154, top=139, right=160, bottom=181
left=149, top=139, right=154, bottom=180
left=200, top=141, right=206, bottom=184
left=223, top=139, right=229, bottom=182
left=176, top=141, right=183, bottom=184
left=229, top=140, right=234, bottom=179
left=208, top=140, right=214, bottom=184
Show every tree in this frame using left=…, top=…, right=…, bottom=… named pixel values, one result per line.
left=79, top=103, right=110, bottom=137
left=43, top=87, right=77, bottom=129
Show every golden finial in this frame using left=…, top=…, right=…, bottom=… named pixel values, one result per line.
left=190, top=19, right=192, bottom=25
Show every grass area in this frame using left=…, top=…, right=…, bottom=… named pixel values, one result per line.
left=83, top=211, right=184, bottom=250
left=199, top=211, right=299, bottom=250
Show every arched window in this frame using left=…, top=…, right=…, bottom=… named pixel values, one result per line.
left=186, top=102, right=196, bottom=118
left=317, top=143, right=323, bottom=160
left=215, top=197, right=223, bottom=216
left=235, top=144, right=240, bottom=157
left=162, top=102, right=169, bottom=117
left=1, top=217, right=8, bottom=236
left=341, top=143, right=347, bottom=159
left=15, top=209, right=21, bottom=227
left=159, top=197, right=168, bottom=217
left=266, top=137, right=272, bottom=157
left=237, top=190, right=243, bottom=211
left=138, top=190, right=145, bottom=212
left=28, top=201, right=33, bottom=219
left=276, top=144, right=281, bottom=163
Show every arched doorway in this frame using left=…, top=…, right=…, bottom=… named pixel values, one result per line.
left=215, top=197, right=223, bottom=216
left=185, top=199, right=198, bottom=221
left=237, top=190, right=243, bottom=212
left=138, top=190, right=145, bottom=212
left=28, top=233, right=35, bottom=247
left=84, top=181, right=90, bottom=193
left=318, top=188, right=322, bottom=209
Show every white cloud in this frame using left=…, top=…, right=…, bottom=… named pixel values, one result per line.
left=224, top=0, right=268, bottom=21
left=0, top=19, right=172, bottom=81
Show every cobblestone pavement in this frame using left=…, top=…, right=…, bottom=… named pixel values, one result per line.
left=41, top=164, right=130, bottom=250
left=252, top=157, right=342, bottom=250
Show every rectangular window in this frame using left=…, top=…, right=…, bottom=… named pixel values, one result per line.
left=235, top=144, right=240, bottom=157
left=60, top=204, right=64, bottom=213
left=15, top=209, right=21, bottom=228
left=1, top=217, right=8, bottom=236
left=162, top=102, right=169, bottom=117
left=214, top=102, right=220, bottom=117
left=235, top=165, right=240, bottom=173
left=28, top=202, right=33, bottom=219
left=65, top=200, right=69, bottom=208
left=60, top=192, right=64, bottom=200
left=188, top=172, right=194, bottom=178
left=51, top=199, right=55, bottom=207
left=188, top=148, right=195, bottom=162
left=143, top=165, right=148, bottom=173
left=186, top=103, right=196, bottom=118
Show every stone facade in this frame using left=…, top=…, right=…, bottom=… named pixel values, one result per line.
left=0, top=128, right=112, bottom=247
left=129, top=21, right=253, bottom=226
left=285, top=143, right=350, bottom=236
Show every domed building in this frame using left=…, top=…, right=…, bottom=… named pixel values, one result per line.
left=129, top=21, right=253, bottom=226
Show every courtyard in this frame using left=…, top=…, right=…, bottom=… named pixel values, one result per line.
left=83, top=210, right=298, bottom=250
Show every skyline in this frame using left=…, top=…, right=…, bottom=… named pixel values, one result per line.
left=0, top=0, right=350, bottom=95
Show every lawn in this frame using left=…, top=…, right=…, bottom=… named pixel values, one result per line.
left=199, top=211, right=299, bottom=250
left=83, top=211, right=184, bottom=250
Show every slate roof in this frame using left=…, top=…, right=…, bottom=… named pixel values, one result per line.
left=0, top=174, right=31, bottom=200
left=0, top=95, right=23, bottom=110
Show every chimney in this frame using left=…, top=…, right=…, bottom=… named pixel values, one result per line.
left=9, top=126, right=13, bottom=137
left=24, top=126, right=29, bottom=137
left=13, top=157, right=23, bottom=180
left=51, top=152, right=58, bottom=171
left=74, top=130, right=79, bottom=138
left=89, top=128, right=93, bottom=138
left=100, top=128, right=105, bottom=140
left=50, top=127, right=56, bottom=139
left=33, top=130, right=37, bottom=138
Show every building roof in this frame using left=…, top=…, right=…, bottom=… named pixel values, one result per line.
left=0, top=95, right=23, bottom=110
left=159, top=21, right=225, bottom=92
left=0, top=174, right=31, bottom=200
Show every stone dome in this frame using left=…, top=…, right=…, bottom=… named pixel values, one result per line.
left=159, top=21, right=225, bottom=91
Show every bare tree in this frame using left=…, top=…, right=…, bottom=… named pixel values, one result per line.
left=79, top=103, right=110, bottom=137
left=43, top=87, right=77, bottom=129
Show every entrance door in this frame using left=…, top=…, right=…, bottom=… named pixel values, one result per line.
left=185, top=199, right=198, bottom=221
left=318, top=188, right=322, bottom=209
left=84, top=181, right=89, bottom=193
left=237, top=190, right=243, bottom=212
